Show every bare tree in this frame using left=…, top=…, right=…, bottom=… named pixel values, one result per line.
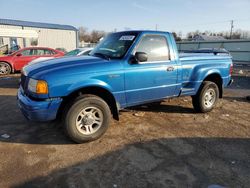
left=172, top=32, right=182, bottom=41
left=186, top=29, right=250, bottom=40
left=78, top=27, right=90, bottom=42
left=78, top=27, right=107, bottom=43
left=90, top=30, right=106, bottom=43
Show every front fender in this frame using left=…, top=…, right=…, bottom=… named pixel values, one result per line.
left=66, top=79, right=113, bottom=96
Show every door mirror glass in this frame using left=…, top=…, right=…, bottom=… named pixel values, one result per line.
left=16, top=53, right=22, bottom=57
left=135, top=52, right=148, bottom=62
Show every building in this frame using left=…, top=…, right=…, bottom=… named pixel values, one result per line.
left=0, top=18, right=78, bottom=51
left=192, top=34, right=225, bottom=41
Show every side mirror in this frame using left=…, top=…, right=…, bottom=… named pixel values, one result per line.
left=135, top=52, right=148, bottom=63
left=16, top=53, right=22, bottom=57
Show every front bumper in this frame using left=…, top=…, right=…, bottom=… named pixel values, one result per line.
left=17, top=88, right=62, bottom=121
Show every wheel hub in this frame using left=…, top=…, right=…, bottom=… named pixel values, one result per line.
left=204, top=88, right=216, bottom=108
left=75, top=106, right=103, bottom=135
left=0, top=63, right=10, bottom=75
left=82, top=114, right=95, bottom=125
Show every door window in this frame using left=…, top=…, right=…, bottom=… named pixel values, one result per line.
left=21, top=49, right=32, bottom=56
left=135, top=35, right=170, bottom=62
left=44, top=49, right=53, bottom=55
left=35, top=49, right=45, bottom=55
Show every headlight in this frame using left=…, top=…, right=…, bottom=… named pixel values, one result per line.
left=28, top=78, right=48, bottom=94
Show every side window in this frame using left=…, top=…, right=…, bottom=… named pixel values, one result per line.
left=135, top=35, right=170, bottom=62
left=44, top=49, right=54, bottom=55
left=21, top=50, right=32, bottom=56
left=49, top=50, right=57, bottom=55
left=32, top=49, right=38, bottom=55
left=36, top=49, right=45, bottom=55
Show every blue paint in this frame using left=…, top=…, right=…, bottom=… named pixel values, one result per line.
left=18, top=30, right=232, bottom=121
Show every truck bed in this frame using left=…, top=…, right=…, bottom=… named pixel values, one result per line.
left=179, top=53, right=232, bottom=96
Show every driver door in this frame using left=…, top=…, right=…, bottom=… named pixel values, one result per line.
left=13, top=49, right=39, bottom=70
left=124, top=34, right=178, bottom=106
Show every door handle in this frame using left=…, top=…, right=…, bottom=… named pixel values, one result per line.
left=167, top=66, right=174, bottom=71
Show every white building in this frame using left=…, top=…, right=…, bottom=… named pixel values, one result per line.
left=0, top=18, right=78, bottom=51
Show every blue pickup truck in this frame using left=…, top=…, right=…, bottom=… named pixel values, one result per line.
left=18, top=30, right=233, bottom=143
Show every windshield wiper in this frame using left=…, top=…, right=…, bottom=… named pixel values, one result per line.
left=92, top=53, right=110, bottom=60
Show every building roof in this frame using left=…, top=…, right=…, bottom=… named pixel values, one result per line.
left=0, top=18, right=77, bottom=31
left=193, top=34, right=225, bottom=41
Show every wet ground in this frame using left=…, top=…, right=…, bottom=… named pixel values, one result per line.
left=0, top=66, right=249, bottom=188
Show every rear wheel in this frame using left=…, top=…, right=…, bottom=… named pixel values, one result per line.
left=192, top=81, right=219, bottom=113
left=0, top=62, right=11, bottom=75
left=64, top=95, right=111, bottom=143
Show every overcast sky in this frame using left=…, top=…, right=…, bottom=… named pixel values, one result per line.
left=1, top=0, right=250, bottom=36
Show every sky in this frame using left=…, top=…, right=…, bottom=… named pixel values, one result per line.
left=1, top=0, right=250, bottom=37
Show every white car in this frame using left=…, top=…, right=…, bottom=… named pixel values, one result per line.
left=27, top=47, right=93, bottom=66
left=65, top=47, right=93, bottom=56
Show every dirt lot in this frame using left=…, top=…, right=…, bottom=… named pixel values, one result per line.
left=0, top=67, right=249, bottom=188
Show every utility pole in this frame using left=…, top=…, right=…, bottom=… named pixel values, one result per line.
left=230, top=20, right=234, bottom=39
left=155, top=24, right=158, bottom=31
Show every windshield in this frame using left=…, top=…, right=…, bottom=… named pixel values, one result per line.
left=65, top=49, right=81, bottom=56
left=90, top=32, right=138, bottom=59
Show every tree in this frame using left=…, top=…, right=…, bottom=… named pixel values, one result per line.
left=78, top=27, right=107, bottom=43
left=185, top=29, right=250, bottom=40
left=78, top=27, right=90, bottom=42
left=90, top=30, right=106, bottom=43
left=172, top=32, right=182, bottom=41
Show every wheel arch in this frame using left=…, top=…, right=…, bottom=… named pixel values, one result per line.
left=0, top=61, right=14, bottom=73
left=58, top=86, right=119, bottom=121
left=203, top=73, right=223, bottom=98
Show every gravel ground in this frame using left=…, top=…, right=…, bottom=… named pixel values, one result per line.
left=0, top=67, right=249, bottom=188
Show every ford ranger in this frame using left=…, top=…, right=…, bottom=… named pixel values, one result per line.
left=18, top=30, right=233, bottom=143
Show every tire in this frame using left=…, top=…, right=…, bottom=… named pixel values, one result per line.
left=192, top=81, right=219, bottom=113
left=64, top=95, right=111, bottom=143
left=0, top=62, right=11, bottom=75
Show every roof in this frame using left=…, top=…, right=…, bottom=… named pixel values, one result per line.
left=0, top=18, right=77, bottom=31
left=115, top=30, right=170, bottom=35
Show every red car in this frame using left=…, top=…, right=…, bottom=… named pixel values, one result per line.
left=0, top=47, right=64, bottom=75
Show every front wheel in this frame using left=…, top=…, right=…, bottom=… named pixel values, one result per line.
left=64, top=95, right=111, bottom=143
left=192, top=81, right=219, bottom=113
left=0, top=62, right=11, bottom=75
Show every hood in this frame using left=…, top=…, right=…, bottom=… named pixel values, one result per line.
left=23, top=56, right=107, bottom=78
left=0, top=55, right=13, bottom=61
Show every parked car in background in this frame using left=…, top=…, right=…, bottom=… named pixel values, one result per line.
left=26, top=47, right=93, bottom=66
left=65, top=48, right=93, bottom=56
left=56, top=48, right=67, bottom=53
left=0, top=47, right=64, bottom=75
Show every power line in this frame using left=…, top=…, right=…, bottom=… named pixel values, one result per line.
left=174, top=18, right=250, bottom=28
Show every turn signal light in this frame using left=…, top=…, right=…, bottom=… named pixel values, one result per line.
left=36, top=80, right=48, bottom=94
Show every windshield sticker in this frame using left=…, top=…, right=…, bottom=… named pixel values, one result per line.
left=119, top=35, right=135, bottom=41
